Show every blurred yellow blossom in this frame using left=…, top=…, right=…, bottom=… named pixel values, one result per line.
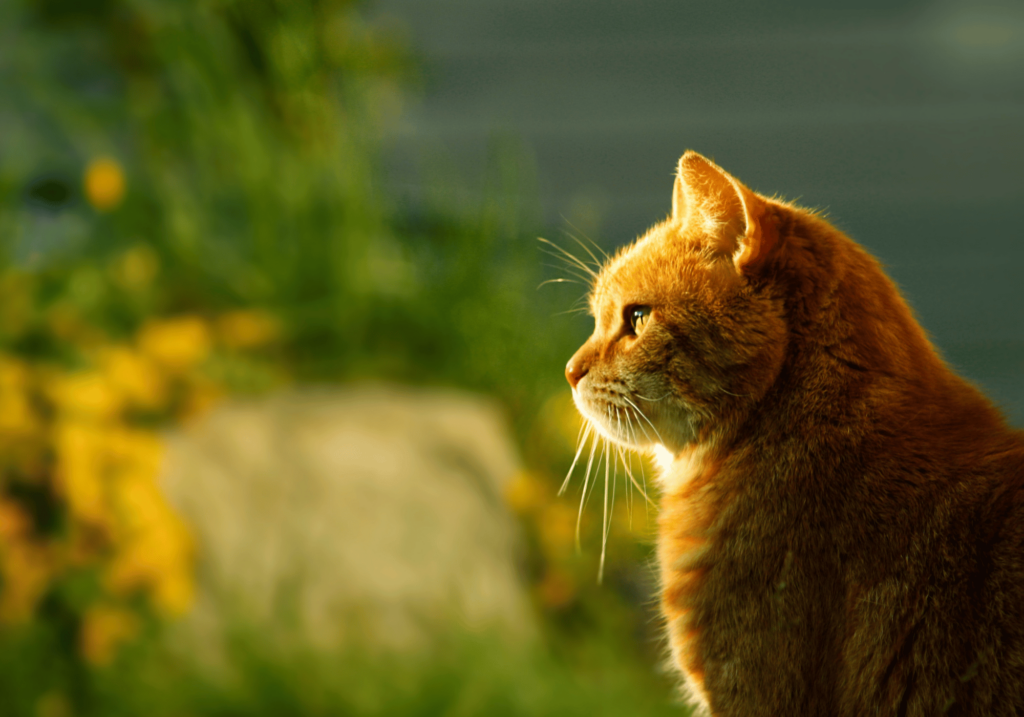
left=538, top=502, right=578, bottom=560
left=48, top=372, right=122, bottom=421
left=53, top=421, right=110, bottom=528
left=0, top=357, right=29, bottom=392
left=100, top=348, right=167, bottom=411
left=80, top=605, right=138, bottom=665
left=138, top=316, right=211, bottom=373
left=83, top=157, right=126, bottom=212
left=0, top=288, right=283, bottom=664
left=217, top=310, right=280, bottom=349
left=106, top=463, right=194, bottom=616
left=152, top=561, right=195, bottom=617
left=106, top=428, right=164, bottom=482
left=105, top=526, right=194, bottom=616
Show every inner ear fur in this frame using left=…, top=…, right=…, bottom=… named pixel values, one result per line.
left=672, top=151, right=778, bottom=275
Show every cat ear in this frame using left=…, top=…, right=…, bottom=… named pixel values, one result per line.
left=671, top=171, right=687, bottom=223
left=673, top=151, right=778, bottom=275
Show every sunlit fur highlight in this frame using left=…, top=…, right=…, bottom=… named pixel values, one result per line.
left=562, top=151, right=1024, bottom=716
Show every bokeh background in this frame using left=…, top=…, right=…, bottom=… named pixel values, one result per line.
left=0, top=1, right=1021, bottom=715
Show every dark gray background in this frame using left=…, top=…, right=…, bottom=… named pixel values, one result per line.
left=375, top=0, right=1024, bottom=425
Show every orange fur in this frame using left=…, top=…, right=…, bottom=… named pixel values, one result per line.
left=565, top=151, right=1024, bottom=715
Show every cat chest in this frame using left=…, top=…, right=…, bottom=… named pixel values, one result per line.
left=657, top=453, right=725, bottom=708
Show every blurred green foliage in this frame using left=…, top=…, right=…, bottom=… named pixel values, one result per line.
left=0, top=0, right=681, bottom=714
left=0, top=0, right=577, bottom=410
left=0, top=623, right=687, bottom=717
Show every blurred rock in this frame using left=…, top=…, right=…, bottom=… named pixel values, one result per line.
left=159, top=385, right=535, bottom=652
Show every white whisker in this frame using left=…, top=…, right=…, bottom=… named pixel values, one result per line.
left=626, top=415, right=653, bottom=519
left=540, top=258, right=592, bottom=285
left=558, top=219, right=609, bottom=262
left=564, top=228, right=606, bottom=267
left=537, top=277, right=583, bottom=289
left=561, top=398, right=659, bottom=580
left=618, top=447, right=632, bottom=526
left=599, top=439, right=611, bottom=584
left=621, top=413, right=636, bottom=515
left=639, top=449, right=651, bottom=524
left=576, top=428, right=601, bottom=551
left=538, top=237, right=599, bottom=280
left=617, top=444, right=655, bottom=507
left=560, top=420, right=593, bottom=496
left=623, top=395, right=664, bottom=443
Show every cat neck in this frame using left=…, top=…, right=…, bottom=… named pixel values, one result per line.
left=653, top=443, right=715, bottom=496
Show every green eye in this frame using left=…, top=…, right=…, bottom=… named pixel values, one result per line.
left=628, top=306, right=651, bottom=333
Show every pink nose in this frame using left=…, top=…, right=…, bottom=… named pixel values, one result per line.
left=565, top=357, right=589, bottom=389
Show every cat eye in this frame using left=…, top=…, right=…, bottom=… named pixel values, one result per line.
left=628, top=306, right=652, bottom=334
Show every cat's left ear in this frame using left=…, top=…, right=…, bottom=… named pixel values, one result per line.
left=673, top=151, right=778, bottom=276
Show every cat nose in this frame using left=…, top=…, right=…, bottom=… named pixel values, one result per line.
left=565, top=352, right=591, bottom=389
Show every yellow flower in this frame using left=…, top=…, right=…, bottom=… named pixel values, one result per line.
left=53, top=421, right=110, bottom=527
left=105, top=526, right=194, bottom=616
left=80, top=604, right=138, bottom=665
left=106, top=464, right=194, bottom=615
left=217, top=310, right=280, bottom=349
left=83, top=157, right=126, bottom=212
left=153, top=564, right=194, bottom=617
left=100, top=348, right=167, bottom=411
left=48, top=372, right=122, bottom=421
left=106, top=428, right=164, bottom=482
left=138, top=316, right=211, bottom=373
left=0, top=357, right=28, bottom=391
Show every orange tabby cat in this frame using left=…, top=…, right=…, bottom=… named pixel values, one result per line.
left=564, top=151, right=1024, bottom=716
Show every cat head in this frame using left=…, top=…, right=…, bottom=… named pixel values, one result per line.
left=565, top=151, right=789, bottom=456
